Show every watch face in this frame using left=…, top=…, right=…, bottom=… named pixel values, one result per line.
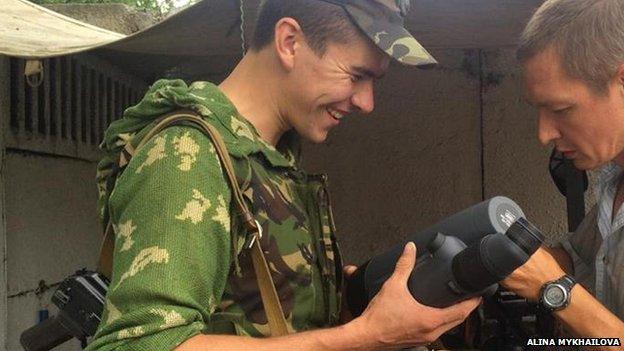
left=544, top=284, right=566, bottom=306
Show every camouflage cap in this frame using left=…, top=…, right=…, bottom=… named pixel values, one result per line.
left=318, top=0, right=437, bottom=67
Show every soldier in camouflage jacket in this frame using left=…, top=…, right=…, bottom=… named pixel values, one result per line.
left=87, top=1, right=480, bottom=350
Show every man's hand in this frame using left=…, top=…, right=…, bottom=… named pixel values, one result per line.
left=343, top=265, right=358, bottom=276
left=176, top=243, right=480, bottom=351
left=348, top=243, right=481, bottom=349
left=340, top=264, right=358, bottom=323
left=502, top=246, right=566, bottom=300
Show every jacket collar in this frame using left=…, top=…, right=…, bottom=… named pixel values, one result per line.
left=197, top=81, right=298, bottom=169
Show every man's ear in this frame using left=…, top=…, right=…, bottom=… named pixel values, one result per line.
left=616, top=63, right=624, bottom=88
left=274, top=17, right=303, bottom=71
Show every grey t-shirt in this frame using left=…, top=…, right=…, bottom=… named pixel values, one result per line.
left=560, top=163, right=624, bottom=319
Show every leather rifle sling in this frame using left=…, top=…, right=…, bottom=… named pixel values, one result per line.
left=96, top=111, right=289, bottom=337
left=97, top=222, right=115, bottom=279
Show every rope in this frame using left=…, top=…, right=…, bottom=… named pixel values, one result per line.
left=239, top=0, right=246, bottom=57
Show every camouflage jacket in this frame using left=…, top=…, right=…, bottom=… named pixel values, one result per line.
left=86, top=80, right=343, bottom=350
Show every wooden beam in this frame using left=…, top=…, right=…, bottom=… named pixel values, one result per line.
left=43, top=58, right=51, bottom=140
left=74, top=59, right=82, bottom=143
left=54, top=57, right=62, bottom=139
left=94, top=72, right=101, bottom=146
left=84, top=66, right=92, bottom=146
left=15, top=60, right=24, bottom=135
left=63, top=57, right=72, bottom=140
left=0, top=55, right=9, bottom=350
left=28, top=67, right=38, bottom=134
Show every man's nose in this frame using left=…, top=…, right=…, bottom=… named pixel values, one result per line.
left=537, top=111, right=561, bottom=146
left=351, top=80, right=375, bottom=114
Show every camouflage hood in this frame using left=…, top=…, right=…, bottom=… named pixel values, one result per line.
left=319, top=0, right=437, bottom=67
left=96, top=79, right=298, bottom=226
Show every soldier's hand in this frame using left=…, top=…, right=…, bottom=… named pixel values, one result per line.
left=340, top=264, right=359, bottom=323
left=351, top=242, right=481, bottom=350
left=343, top=265, right=358, bottom=277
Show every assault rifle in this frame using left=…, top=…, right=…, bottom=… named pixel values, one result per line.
left=20, top=269, right=108, bottom=351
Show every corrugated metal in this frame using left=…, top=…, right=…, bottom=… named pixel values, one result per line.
left=6, top=54, right=146, bottom=161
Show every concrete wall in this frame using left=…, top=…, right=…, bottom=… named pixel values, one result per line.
left=480, top=49, right=598, bottom=243
left=301, top=49, right=484, bottom=262
left=480, top=49, right=556, bottom=230
left=5, top=153, right=100, bottom=351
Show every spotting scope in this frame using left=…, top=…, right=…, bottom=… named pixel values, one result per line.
left=346, top=196, right=544, bottom=315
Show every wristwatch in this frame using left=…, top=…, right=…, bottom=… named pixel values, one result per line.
left=539, top=274, right=576, bottom=312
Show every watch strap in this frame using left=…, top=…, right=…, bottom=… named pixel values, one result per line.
left=558, top=274, right=576, bottom=290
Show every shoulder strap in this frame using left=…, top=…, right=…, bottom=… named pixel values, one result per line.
left=97, top=110, right=289, bottom=337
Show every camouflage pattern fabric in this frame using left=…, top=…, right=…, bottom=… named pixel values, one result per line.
left=86, top=80, right=342, bottom=350
left=318, top=0, right=437, bottom=67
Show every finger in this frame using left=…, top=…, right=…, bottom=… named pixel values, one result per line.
left=436, top=297, right=482, bottom=326
left=417, top=297, right=481, bottom=341
left=434, top=312, right=473, bottom=338
left=390, top=242, right=417, bottom=286
left=343, top=265, right=358, bottom=276
left=501, top=277, right=515, bottom=289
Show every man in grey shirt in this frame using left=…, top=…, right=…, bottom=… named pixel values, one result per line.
left=502, top=0, right=624, bottom=347
left=561, top=164, right=624, bottom=319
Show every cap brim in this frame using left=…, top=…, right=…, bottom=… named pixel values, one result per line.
left=344, top=4, right=438, bottom=68
left=378, top=25, right=438, bottom=68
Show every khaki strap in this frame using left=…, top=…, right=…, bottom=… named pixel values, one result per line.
left=97, top=111, right=289, bottom=337
left=249, top=226, right=290, bottom=336
left=97, top=222, right=115, bottom=280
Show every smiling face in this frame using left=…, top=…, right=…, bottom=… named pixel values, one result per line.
left=523, top=45, right=624, bottom=170
left=280, top=30, right=390, bottom=143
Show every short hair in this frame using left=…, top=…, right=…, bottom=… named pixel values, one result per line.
left=250, top=0, right=362, bottom=56
left=517, top=0, right=624, bottom=94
